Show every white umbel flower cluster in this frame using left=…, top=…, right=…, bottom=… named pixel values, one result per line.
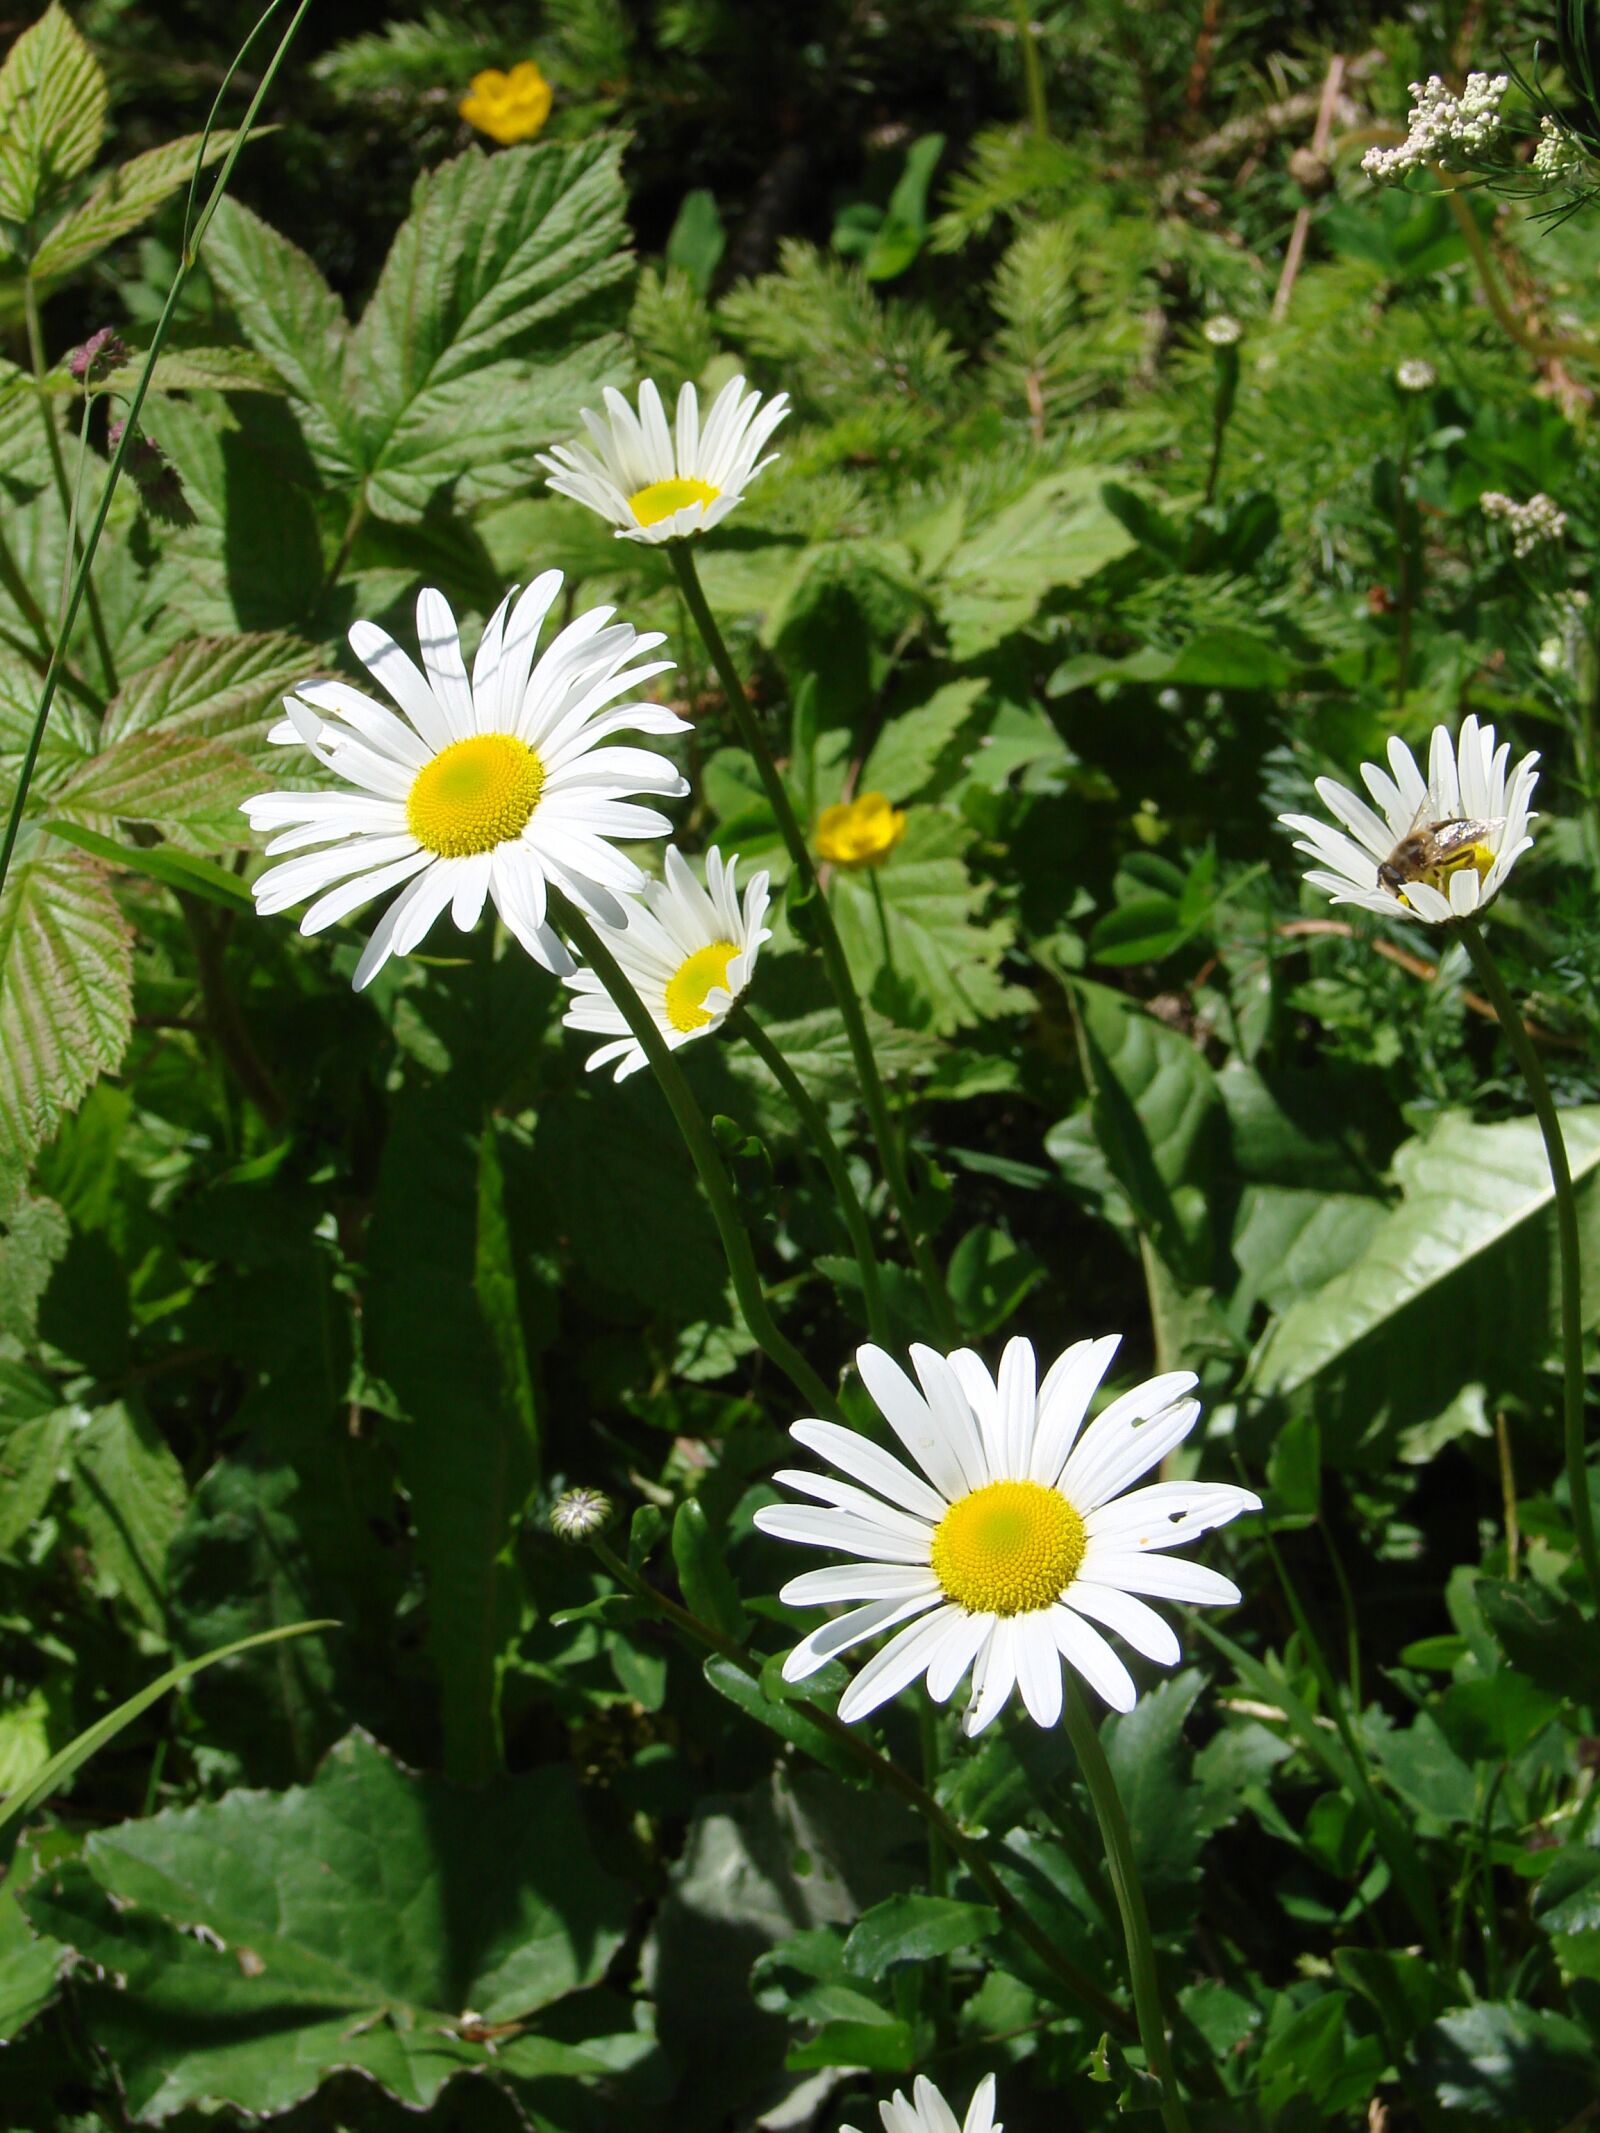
left=1482, top=489, right=1568, bottom=558
left=845, top=2076, right=1000, bottom=2133
left=1362, top=72, right=1509, bottom=179
left=1281, top=717, right=1540, bottom=925
left=1533, top=115, right=1588, bottom=185
left=1395, top=358, right=1437, bottom=392
left=1202, top=314, right=1242, bottom=347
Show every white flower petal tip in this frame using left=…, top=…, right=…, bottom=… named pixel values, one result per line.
left=558, top=844, right=771, bottom=1080
left=243, top=582, right=685, bottom=989
left=764, top=1337, right=1257, bottom=1735
left=1279, top=718, right=1540, bottom=927
left=840, top=2071, right=1001, bottom=2133
left=538, top=374, right=789, bottom=545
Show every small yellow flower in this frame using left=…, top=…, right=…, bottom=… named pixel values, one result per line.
left=814, top=791, right=907, bottom=870
left=459, top=61, right=552, bottom=146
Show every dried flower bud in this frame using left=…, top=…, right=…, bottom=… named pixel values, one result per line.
left=67, top=328, right=128, bottom=385
left=1202, top=314, right=1242, bottom=348
left=551, top=1488, right=611, bottom=1541
left=1287, top=147, right=1334, bottom=197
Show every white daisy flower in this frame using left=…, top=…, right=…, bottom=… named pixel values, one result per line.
left=242, top=580, right=688, bottom=989
left=538, top=375, right=789, bottom=544
left=755, top=1338, right=1259, bottom=1736
left=1280, top=715, right=1540, bottom=925
left=844, top=2074, right=1000, bottom=2133
left=561, top=844, right=771, bottom=1080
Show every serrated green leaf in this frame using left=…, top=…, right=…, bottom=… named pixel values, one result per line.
left=30, top=130, right=238, bottom=280
left=0, top=1879, right=63, bottom=2042
left=103, top=344, right=285, bottom=398
left=100, top=630, right=315, bottom=751
left=68, top=1402, right=188, bottom=1636
left=1415, top=2001, right=1600, bottom=2127
left=0, top=848, right=132, bottom=1217
left=20, top=1729, right=633, bottom=2119
left=0, top=2, right=107, bottom=227
left=932, top=469, right=1135, bottom=657
left=49, top=732, right=261, bottom=849
left=1256, top=1109, right=1600, bottom=1440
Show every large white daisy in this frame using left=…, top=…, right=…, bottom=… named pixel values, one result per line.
left=1280, top=716, right=1539, bottom=925
left=242, top=580, right=688, bottom=988
left=756, top=1338, right=1258, bottom=1735
left=845, top=2075, right=1000, bottom=2133
left=561, top=844, right=771, bottom=1080
left=539, top=376, right=788, bottom=544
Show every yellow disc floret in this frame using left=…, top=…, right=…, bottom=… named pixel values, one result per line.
left=814, top=791, right=907, bottom=870
left=406, top=733, right=544, bottom=858
left=664, top=940, right=739, bottom=1032
left=931, top=1480, right=1086, bottom=1617
left=628, top=477, right=721, bottom=528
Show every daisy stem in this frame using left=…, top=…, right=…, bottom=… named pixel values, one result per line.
left=586, top=1532, right=1136, bottom=2043
left=667, top=542, right=957, bottom=1345
left=553, top=892, right=843, bottom=1423
left=730, top=1003, right=892, bottom=1345
left=1460, top=920, right=1600, bottom=1616
left=1058, top=1675, right=1192, bottom=2133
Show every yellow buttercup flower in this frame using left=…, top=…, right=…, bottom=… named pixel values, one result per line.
left=814, top=791, right=906, bottom=870
left=459, top=62, right=552, bottom=146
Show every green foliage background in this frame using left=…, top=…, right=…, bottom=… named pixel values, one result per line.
left=5, top=1, right=1600, bottom=2128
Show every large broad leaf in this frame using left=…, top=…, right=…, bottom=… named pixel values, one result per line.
left=931, top=470, right=1136, bottom=657
left=347, top=139, right=631, bottom=522
left=1256, top=1108, right=1600, bottom=1445
left=49, top=732, right=262, bottom=850
left=827, top=808, right=1026, bottom=1035
left=0, top=2, right=106, bottom=228
left=21, top=1729, right=637, bottom=2120
left=0, top=848, right=133, bottom=1218
left=29, top=130, right=238, bottom=281
left=99, top=631, right=316, bottom=753
left=0, top=1872, right=62, bottom=2043
left=199, top=197, right=362, bottom=484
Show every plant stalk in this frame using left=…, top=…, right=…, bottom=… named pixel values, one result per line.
left=1010, top=0, right=1051, bottom=138
left=666, top=541, right=956, bottom=1342
left=587, top=1532, right=1134, bottom=2040
left=22, top=276, right=118, bottom=692
left=1058, top=1674, right=1192, bottom=2133
left=731, top=1002, right=891, bottom=1344
left=1461, top=920, right=1600, bottom=1615
left=553, top=891, right=841, bottom=1421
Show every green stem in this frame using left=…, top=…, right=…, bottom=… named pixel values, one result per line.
left=1058, top=1675, right=1192, bottom=2133
left=1010, top=0, right=1051, bottom=138
left=1394, top=408, right=1417, bottom=708
left=23, top=276, right=117, bottom=691
left=553, top=891, right=841, bottom=1421
left=588, top=1533, right=1133, bottom=2040
left=666, top=541, right=956, bottom=1343
left=1461, top=920, right=1600, bottom=1616
left=0, top=0, right=314, bottom=901
left=731, top=1002, right=891, bottom=1345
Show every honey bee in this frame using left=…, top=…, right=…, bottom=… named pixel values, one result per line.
left=1376, top=805, right=1501, bottom=899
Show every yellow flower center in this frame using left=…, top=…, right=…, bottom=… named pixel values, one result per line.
left=930, top=1480, right=1086, bottom=1618
left=628, top=477, right=721, bottom=529
left=1397, top=839, right=1496, bottom=910
left=406, top=734, right=544, bottom=858
left=458, top=62, right=553, bottom=146
left=664, top=940, right=739, bottom=1032
left=814, top=791, right=907, bottom=870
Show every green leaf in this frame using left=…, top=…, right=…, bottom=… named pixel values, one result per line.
left=701, top=1655, right=865, bottom=1784
left=1103, top=1671, right=1208, bottom=1930
left=0, top=1407, right=70, bottom=1554
left=1474, top=1577, right=1600, bottom=1706
left=0, top=2, right=107, bottom=227
left=68, top=1402, right=188, bottom=1636
left=199, top=196, right=361, bottom=483
left=103, top=344, right=286, bottom=398
left=842, top=1893, right=997, bottom=1977
left=828, top=809, right=1027, bottom=1035
left=21, top=1729, right=634, bottom=2119
left=931, top=470, right=1136, bottom=658
left=100, top=631, right=315, bottom=751
left=785, top=2015, right=918, bottom=2072
left=1231, top=1185, right=1386, bottom=1314
left=40, top=820, right=254, bottom=909
left=863, top=133, right=944, bottom=282
left=0, top=848, right=133, bottom=1218
left=347, top=138, right=631, bottom=521
left=30, top=131, right=238, bottom=280
left=1255, top=1109, right=1600, bottom=1445
left=672, top=1499, right=748, bottom=1641
left=0, top=1878, right=63, bottom=2042
left=1415, top=2001, right=1600, bottom=2127
left=49, top=732, right=261, bottom=850
left=665, top=186, right=725, bottom=294
left=859, top=678, right=983, bottom=802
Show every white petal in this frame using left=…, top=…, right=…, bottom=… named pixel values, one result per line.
left=789, top=1419, right=949, bottom=1522
left=925, top=1611, right=992, bottom=1702
left=857, top=1345, right=974, bottom=1498
left=836, top=1606, right=963, bottom=1721
left=1014, top=1614, right=1064, bottom=1727
left=963, top=2074, right=999, bottom=2133
left=1048, top=1607, right=1137, bottom=1711
left=908, top=1345, right=991, bottom=1494
left=780, top=1564, right=941, bottom=1605
left=1030, top=1335, right=1122, bottom=1485
left=963, top=1617, right=1019, bottom=1735
left=1083, top=1481, right=1261, bottom=1553
left=348, top=620, right=454, bottom=754
left=752, top=1504, right=931, bottom=1564
left=1057, top=1376, right=1198, bottom=1511
left=1063, top=1582, right=1180, bottom=1665
left=1083, top=1553, right=1241, bottom=1606
left=996, top=1336, right=1037, bottom=1476
left=782, top=1591, right=943, bottom=1683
